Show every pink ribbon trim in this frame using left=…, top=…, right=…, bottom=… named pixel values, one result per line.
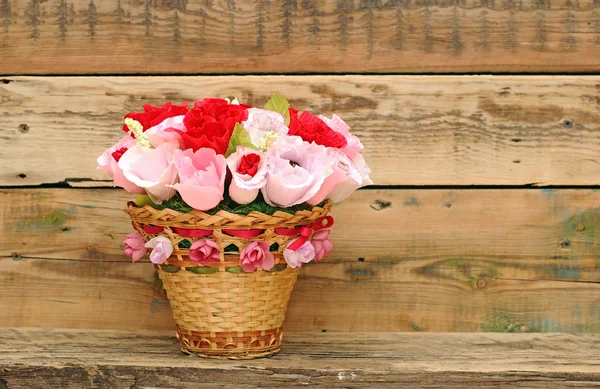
left=276, top=216, right=334, bottom=251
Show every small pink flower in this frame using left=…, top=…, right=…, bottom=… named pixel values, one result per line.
left=170, top=148, right=227, bottom=211
left=124, top=233, right=147, bottom=262
left=240, top=241, right=275, bottom=272
left=145, top=236, right=173, bottom=265
left=311, top=229, right=333, bottom=261
left=283, top=239, right=316, bottom=268
left=242, top=108, right=289, bottom=146
left=189, top=239, right=220, bottom=265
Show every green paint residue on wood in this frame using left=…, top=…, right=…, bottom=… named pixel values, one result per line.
left=482, top=313, right=540, bottom=333
left=553, top=264, right=581, bottom=279
left=40, top=210, right=67, bottom=226
left=561, top=207, right=600, bottom=242
left=404, top=197, right=420, bottom=207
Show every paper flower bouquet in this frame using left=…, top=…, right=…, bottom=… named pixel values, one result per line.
left=97, top=94, right=371, bottom=359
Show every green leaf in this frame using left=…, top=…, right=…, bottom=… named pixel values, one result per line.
left=266, top=263, right=288, bottom=272
left=160, top=264, right=181, bottom=273
left=187, top=266, right=219, bottom=274
left=225, top=123, right=255, bottom=157
left=264, top=93, right=291, bottom=126
left=178, top=240, right=192, bottom=249
left=225, top=266, right=244, bottom=273
left=135, top=194, right=154, bottom=207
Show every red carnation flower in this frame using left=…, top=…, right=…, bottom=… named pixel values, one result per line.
left=122, top=102, right=189, bottom=133
left=237, top=153, right=261, bottom=177
left=288, top=108, right=347, bottom=149
left=177, top=98, right=250, bottom=155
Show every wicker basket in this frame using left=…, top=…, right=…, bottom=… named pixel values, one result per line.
left=125, top=200, right=333, bottom=359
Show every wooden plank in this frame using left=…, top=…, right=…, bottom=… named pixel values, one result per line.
left=2, top=76, right=600, bottom=186
left=2, top=188, right=600, bottom=332
left=1, top=329, right=600, bottom=388
left=1, top=0, right=600, bottom=74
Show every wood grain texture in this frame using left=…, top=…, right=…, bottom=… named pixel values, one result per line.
left=1, top=329, right=600, bottom=388
left=1, top=0, right=600, bottom=74
left=2, top=76, right=600, bottom=186
left=2, top=188, right=600, bottom=332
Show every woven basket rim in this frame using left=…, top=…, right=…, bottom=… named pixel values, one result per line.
left=125, top=199, right=333, bottom=229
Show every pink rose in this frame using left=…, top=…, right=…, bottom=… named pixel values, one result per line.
left=169, top=148, right=227, bottom=211
left=261, top=135, right=333, bottom=207
left=307, top=148, right=364, bottom=205
left=189, top=239, right=220, bottom=265
left=240, top=241, right=275, bottom=272
left=96, top=135, right=145, bottom=194
left=118, top=142, right=179, bottom=203
left=311, top=229, right=333, bottom=261
left=145, top=236, right=173, bottom=265
left=242, top=108, right=289, bottom=146
left=226, top=147, right=267, bottom=205
left=319, top=114, right=364, bottom=159
left=123, top=232, right=147, bottom=262
left=145, top=115, right=186, bottom=147
left=283, top=239, right=316, bottom=268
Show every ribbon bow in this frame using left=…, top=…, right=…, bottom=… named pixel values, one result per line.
left=275, top=216, right=334, bottom=251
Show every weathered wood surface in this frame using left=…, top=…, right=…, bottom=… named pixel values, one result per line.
left=1, top=329, right=600, bottom=388
left=1, top=0, right=600, bottom=74
left=2, top=188, right=599, bottom=332
left=2, top=76, right=600, bottom=186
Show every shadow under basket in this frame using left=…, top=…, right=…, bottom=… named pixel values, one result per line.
left=125, top=200, right=333, bottom=360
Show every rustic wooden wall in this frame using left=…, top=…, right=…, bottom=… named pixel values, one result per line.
left=1, top=0, right=599, bottom=333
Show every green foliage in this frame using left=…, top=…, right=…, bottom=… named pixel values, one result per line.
left=224, top=244, right=239, bottom=252
left=264, top=93, right=291, bottom=125
left=225, top=123, right=256, bottom=157
left=154, top=193, right=324, bottom=217
left=187, top=266, right=219, bottom=274
left=178, top=240, right=192, bottom=249
left=269, top=242, right=279, bottom=252
left=160, top=264, right=180, bottom=273
left=266, top=263, right=288, bottom=272
left=225, top=266, right=244, bottom=273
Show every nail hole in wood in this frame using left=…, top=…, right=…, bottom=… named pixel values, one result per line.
left=562, top=119, right=573, bottom=128
left=560, top=240, right=571, bottom=249
left=511, top=138, right=522, bottom=143
left=18, top=124, right=29, bottom=133
left=17, top=173, right=26, bottom=179
left=358, top=257, right=365, bottom=262
left=11, top=252, right=21, bottom=261
left=1, top=79, right=10, bottom=84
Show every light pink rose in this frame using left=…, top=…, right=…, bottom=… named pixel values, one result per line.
left=96, top=135, right=145, bottom=194
left=283, top=239, right=316, bottom=268
left=118, top=142, right=179, bottom=203
left=242, top=108, right=289, bottom=146
left=123, top=232, right=147, bottom=262
left=169, top=148, right=227, bottom=211
left=145, top=236, right=173, bottom=265
left=308, top=148, right=364, bottom=205
left=328, top=152, right=373, bottom=203
left=226, top=146, right=267, bottom=205
left=261, top=135, right=333, bottom=207
left=319, top=114, right=364, bottom=159
left=240, top=241, right=275, bottom=272
left=189, top=239, right=220, bottom=265
left=311, top=229, right=333, bottom=261
left=145, top=115, right=186, bottom=147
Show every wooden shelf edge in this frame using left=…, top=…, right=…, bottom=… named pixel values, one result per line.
left=1, top=329, right=600, bottom=387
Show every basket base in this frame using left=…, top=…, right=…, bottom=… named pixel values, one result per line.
left=176, top=327, right=283, bottom=360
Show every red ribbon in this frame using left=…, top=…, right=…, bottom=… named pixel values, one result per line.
left=223, top=229, right=264, bottom=238
left=275, top=216, right=334, bottom=251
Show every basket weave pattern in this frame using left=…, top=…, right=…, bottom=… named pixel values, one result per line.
left=125, top=201, right=332, bottom=359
